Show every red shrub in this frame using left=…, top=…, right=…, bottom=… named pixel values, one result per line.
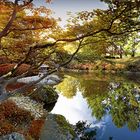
left=0, top=63, right=30, bottom=76
left=0, top=100, right=34, bottom=124
left=6, top=83, right=26, bottom=91
left=0, top=113, right=5, bottom=124
left=28, top=119, right=45, bottom=140
left=0, top=121, right=15, bottom=136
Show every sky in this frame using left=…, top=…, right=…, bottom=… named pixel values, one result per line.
left=34, top=0, right=108, bottom=27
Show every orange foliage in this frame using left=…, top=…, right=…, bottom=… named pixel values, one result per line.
left=6, top=83, right=35, bottom=94
left=0, top=121, right=15, bottom=136
left=28, top=119, right=45, bottom=140
left=0, top=100, right=34, bottom=137
left=0, top=113, right=5, bottom=124
left=0, top=63, right=30, bottom=76
left=69, top=63, right=94, bottom=70
left=69, top=62, right=126, bottom=71
left=15, top=64, right=31, bottom=75
left=6, top=83, right=26, bottom=91
left=0, top=100, right=33, bottom=124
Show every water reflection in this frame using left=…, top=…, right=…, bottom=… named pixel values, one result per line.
left=51, top=91, right=108, bottom=139
left=52, top=91, right=103, bottom=125
left=52, top=72, right=140, bottom=139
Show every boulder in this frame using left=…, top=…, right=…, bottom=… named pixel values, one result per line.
left=0, top=132, right=25, bottom=140
left=40, top=114, right=78, bottom=140
left=17, top=74, right=62, bottom=85
left=30, top=86, right=59, bottom=105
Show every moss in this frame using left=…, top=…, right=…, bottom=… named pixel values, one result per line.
left=55, top=115, right=76, bottom=138
left=44, top=86, right=58, bottom=99
left=31, top=85, right=58, bottom=104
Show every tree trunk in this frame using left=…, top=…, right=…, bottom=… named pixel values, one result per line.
left=131, top=50, right=135, bottom=57
left=120, top=53, right=123, bottom=59
left=119, top=46, right=123, bottom=59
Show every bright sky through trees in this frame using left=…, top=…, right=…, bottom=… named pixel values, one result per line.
left=34, top=0, right=108, bottom=27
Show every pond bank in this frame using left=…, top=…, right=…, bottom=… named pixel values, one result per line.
left=64, top=56, right=140, bottom=74
left=60, top=67, right=140, bottom=75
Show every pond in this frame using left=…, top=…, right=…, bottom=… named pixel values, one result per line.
left=51, top=72, right=140, bottom=140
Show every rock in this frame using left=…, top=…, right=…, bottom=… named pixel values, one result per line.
left=17, top=74, right=62, bottom=86
left=0, top=132, right=25, bottom=140
left=40, top=114, right=78, bottom=140
left=30, top=86, right=59, bottom=105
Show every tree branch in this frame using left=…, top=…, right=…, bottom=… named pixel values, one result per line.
left=3, top=40, right=83, bottom=99
left=0, top=0, right=34, bottom=38
left=0, top=0, right=18, bottom=38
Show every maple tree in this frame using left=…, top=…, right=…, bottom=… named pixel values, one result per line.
left=0, top=0, right=139, bottom=102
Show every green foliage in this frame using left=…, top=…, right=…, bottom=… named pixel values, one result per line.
left=56, top=76, right=78, bottom=98
left=55, top=115, right=76, bottom=137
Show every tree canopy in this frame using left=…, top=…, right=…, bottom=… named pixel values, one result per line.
left=0, top=0, right=140, bottom=101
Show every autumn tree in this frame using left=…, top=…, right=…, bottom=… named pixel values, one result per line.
left=0, top=0, right=140, bottom=102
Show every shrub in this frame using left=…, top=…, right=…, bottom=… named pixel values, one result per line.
left=0, top=121, right=15, bottom=136
left=0, top=100, right=35, bottom=137
left=0, top=100, right=34, bottom=124
left=0, top=63, right=30, bottom=76
left=28, top=119, right=45, bottom=140
left=6, top=83, right=26, bottom=91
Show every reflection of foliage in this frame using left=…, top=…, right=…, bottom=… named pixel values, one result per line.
left=79, top=79, right=109, bottom=120
left=57, top=73, right=140, bottom=131
left=56, top=76, right=78, bottom=98
left=80, top=78, right=140, bottom=131
left=108, top=82, right=140, bottom=131
left=75, top=121, right=96, bottom=140
left=79, top=80, right=109, bottom=96
left=89, top=81, right=140, bottom=131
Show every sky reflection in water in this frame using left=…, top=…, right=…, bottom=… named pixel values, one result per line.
left=51, top=73, right=140, bottom=140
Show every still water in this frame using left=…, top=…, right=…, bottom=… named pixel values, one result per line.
left=51, top=72, right=140, bottom=140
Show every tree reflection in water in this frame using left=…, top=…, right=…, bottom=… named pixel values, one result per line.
left=56, top=73, right=140, bottom=132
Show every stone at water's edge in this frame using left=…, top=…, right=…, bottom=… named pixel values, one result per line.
left=40, top=114, right=79, bottom=140
left=0, top=133, right=25, bottom=140
left=30, top=86, right=59, bottom=105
